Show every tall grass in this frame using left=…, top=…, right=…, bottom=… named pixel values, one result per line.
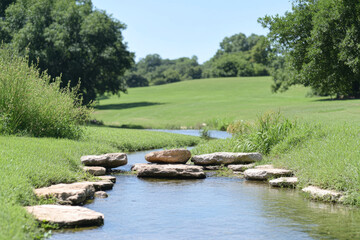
left=193, top=112, right=304, bottom=155
left=0, top=47, right=90, bottom=139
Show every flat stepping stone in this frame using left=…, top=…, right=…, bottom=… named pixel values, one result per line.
left=81, top=153, right=127, bottom=168
left=145, top=149, right=191, bottom=164
left=83, top=166, right=106, bottom=176
left=227, top=163, right=255, bottom=172
left=269, top=177, right=298, bottom=188
left=136, top=164, right=206, bottom=179
left=302, top=186, right=344, bottom=202
left=191, top=152, right=262, bottom=166
left=132, top=163, right=150, bottom=171
left=34, top=182, right=95, bottom=205
left=95, top=191, right=108, bottom=198
left=26, top=205, right=104, bottom=228
left=244, top=168, right=293, bottom=181
left=97, top=175, right=116, bottom=183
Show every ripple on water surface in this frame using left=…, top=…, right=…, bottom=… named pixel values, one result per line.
left=52, top=132, right=360, bottom=240
left=52, top=174, right=360, bottom=240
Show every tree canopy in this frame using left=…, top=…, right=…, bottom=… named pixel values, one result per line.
left=260, top=0, right=360, bottom=98
left=202, top=33, right=270, bottom=78
left=0, top=0, right=134, bottom=104
left=127, top=54, right=202, bottom=86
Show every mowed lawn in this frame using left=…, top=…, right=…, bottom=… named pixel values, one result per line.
left=94, top=77, right=360, bottom=128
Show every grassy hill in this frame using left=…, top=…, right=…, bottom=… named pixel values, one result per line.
left=94, top=76, right=360, bottom=129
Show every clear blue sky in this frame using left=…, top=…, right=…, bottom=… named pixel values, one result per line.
left=92, top=0, right=292, bottom=63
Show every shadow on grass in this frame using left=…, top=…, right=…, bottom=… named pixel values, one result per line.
left=95, top=101, right=164, bottom=110
left=313, top=97, right=360, bottom=102
left=89, top=124, right=146, bottom=129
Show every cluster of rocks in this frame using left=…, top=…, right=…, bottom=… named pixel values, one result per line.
left=81, top=153, right=128, bottom=176
left=241, top=164, right=344, bottom=202
left=26, top=153, right=126, bottom=228
left=132, top=149, right=206, bottom=179
left=132, top=150, right=263, bottom=179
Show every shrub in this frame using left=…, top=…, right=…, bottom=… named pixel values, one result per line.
left=0, top=47, right=90, bottom=139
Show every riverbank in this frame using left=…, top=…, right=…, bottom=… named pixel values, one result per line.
left=0, top=126, right=199, bottom=240
left=191, top=119, right=360, bottom=206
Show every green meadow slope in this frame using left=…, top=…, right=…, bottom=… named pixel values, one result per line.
left=94, top=77, right=360, bottom=129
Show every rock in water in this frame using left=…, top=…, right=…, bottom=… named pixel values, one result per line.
left=136, top=164, right=206, bottom=179
left=34, top=182, right=96, bottom=205
left=95, top=191, right=108, bottom=198
left=227, top=163, right=255, bottom=172
left=302, top=186, right=344, bottom=202
left=26, top=205, right=104, bottom=227
left=145, top=149, right=191, bottom=164
left=269, top=177, right=298, bottom=188
left=83, top=166, right=106, bottom=176
left=192, top=152, right=262, bottom=166
left=97, top=175, right=117, bottom=183
left=244, top=168, right=293, bottom=181
left=81, top=153, right=127, bottom=168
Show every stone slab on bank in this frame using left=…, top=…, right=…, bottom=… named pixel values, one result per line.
left=34, top=181, right=114, bottom=205
left=269, top=177, right=298, bottom=188
left=26, top=205, right=104, bottom=227
left=302, top=186, right=344, bottom=202
left=244, top=168, right=293, bottom=181
left=145, top=149, right=192, bottom=164
left=191, top=152, right=262, bottom=166
left=81, top=153, right=127, bottom=168
left=136, top=164, right=206, bottom=179
left=34, top=182, right=96, bottom=205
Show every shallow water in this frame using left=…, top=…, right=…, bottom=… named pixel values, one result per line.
left=146, top=129, right=232, bottom=139
left=51, top=131, right=360, bottom=240
left=52, top=151, right=360, bottom=240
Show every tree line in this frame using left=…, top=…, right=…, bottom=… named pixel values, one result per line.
left=126, top=33, right=271, bottom=87
left=2, top=0, right=359, bottom=100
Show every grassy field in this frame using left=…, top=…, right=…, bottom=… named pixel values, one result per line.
left=0, top=126, right=199, bottom=240
left=94, top=77, right=360, bottom=129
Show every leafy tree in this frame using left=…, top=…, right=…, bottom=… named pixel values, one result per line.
left=0, top=0, right=134, bottom=103
left=131, top=54, right=201, bottom=85
left=124, top=73, right=149, bottom=88
left=0, top=0, right=14, bottom=17
left=260, top=0, right=360, bottom=98
left=203, top=33, right=270, bottom=78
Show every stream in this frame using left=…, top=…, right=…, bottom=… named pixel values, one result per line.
left=51, top=130, right=360, bottom=240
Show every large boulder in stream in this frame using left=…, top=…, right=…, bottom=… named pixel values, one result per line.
left=26, top=205, right=104, bottom=228
left=136, top=164, right=206, bottom=179
left=191, top=152, right=262, bottom=166
left=145, top=149, right=191, bottom=164
left=81, top=153, right=127, bottom=168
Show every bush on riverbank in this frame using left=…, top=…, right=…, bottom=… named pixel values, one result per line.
left=193, top=112, right=314, bottom=155
left=0, top=47, right=90, bottom=139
